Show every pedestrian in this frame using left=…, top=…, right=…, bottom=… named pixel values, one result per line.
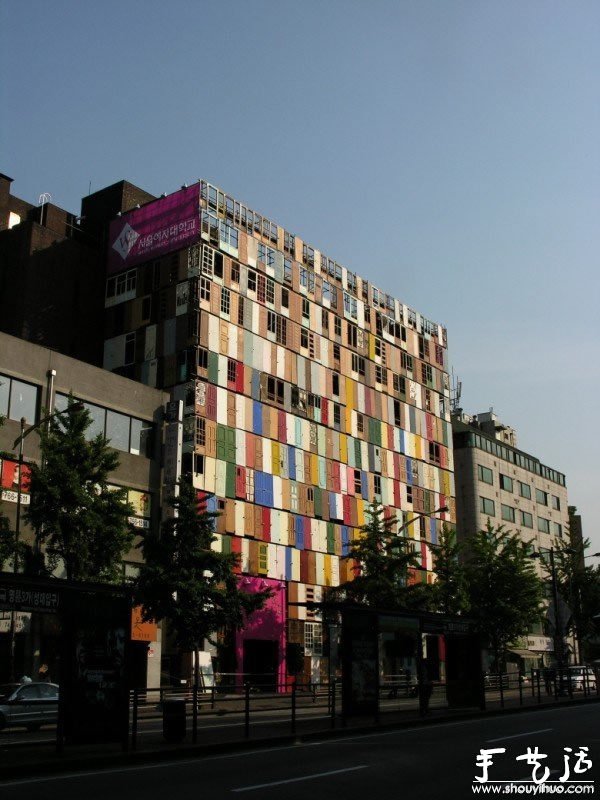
left=419, top=662, right=433, bottom=715
left=38, top=663, right=50, bottom=682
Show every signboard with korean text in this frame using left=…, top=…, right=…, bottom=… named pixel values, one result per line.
left=107, top=184, right=200, bottom=274
left=0, top=583, right=60, bottom=613
left=131, top=605, right=157, bottom=642
left=0, top=458, right=31, bottom=505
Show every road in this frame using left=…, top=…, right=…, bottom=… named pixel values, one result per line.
left=1, top=703, right=598, bottom=799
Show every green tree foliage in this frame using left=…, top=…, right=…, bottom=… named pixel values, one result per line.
left=427, top=526, right=470, bottom=616
left=136, top=481, right=271, bottom=658
left=463, top=522, right=544, bottom=670
left=329, top=503, right=423, bottom=609
left=26, top=398, right=134, bottom=582
left=553, top=535, right=600, bottom=661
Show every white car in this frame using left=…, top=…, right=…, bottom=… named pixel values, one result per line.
left=567, top=666, right=597, bottom=692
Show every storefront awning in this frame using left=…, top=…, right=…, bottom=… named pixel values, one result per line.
left=508, top=648, right=540, bottom=659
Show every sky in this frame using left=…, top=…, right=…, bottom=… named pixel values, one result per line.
left=2, top=0, right=599, bottom=551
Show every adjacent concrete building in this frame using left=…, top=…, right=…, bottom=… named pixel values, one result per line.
left=0, top=331, right=168, bottom=685
left=452, top=409, right=570, bottom=665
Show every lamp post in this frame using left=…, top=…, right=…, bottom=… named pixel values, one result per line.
left=8, top=402, right=84, bottom=680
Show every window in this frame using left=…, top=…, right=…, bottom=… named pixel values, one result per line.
left=374, top=475, right=381, bottom=497
left=519, top=481, right=532, bottom=499
left=198, top=348, right=208, bottom=369
left=106, top=268, right=137, bottom=301
left=55, top=393, right=153, bottom=457
left=357, top=413, right=364, bottom=434
left=351, top=353, right=365, bottom=376
left=343, top=292, right=357, bottom=319
left=200, top=277, right=211, bottom=302
left=227, top=359, right=237, bottom=383
left=300, top=329, right=309, bottom=349
left=302, top=298, right=310, bottom=320
left=333, top=343, right=340, bottom=362
left=231, top=262, right=240, bottom=283
left=304, top=622, right=322, bottom=656
left=536, top=489, right=548, bottom=506
left=375, top=365, right=387, bottom=385
left=521, top=511, right=533, bottom=528
left=393, top=374, right=406, bottom=396
left=500, top=474, right=513, bottom=492
left=276, top=315, right=287, bottom=345
left=333, top=404, right=341, bottom=427
left=478, top=465, right=493, bottom=485
left=238, top=296, right=245, bottom=326
left=0, top=374, right=38, bottom=425
left=401, top=352, right=413, bottom=372
left=334, top=316, right=342, bottom=337
left=266, top=377, right=284, bottom=406
left=124, top=332, right=136, bottom=365
left=220, top=287, right=230, bottom=316
left=267, top=311, right=277, bottom=335
left=551, top=495, right=560, bottom=511
left=354, top=469, right=362, bottom=494
left=321, top=309, right=328, bottom=330
left=553, top=522, right=563, bottom=538
left=537, top=517, right=550, bottom=534
left=393, top=400, right=401, bottom=426
left=282, top=288, right=289, bottom=308
left=195, top=417, right=206, bottom=447
left=421, top=363, right=433, bottom=385
left=247, top=269, right=257, bottom=293
left=501, top=504, right=516, bottom=523
left=332, top=373, right=339, bottom=396
left=284, top=258, right=292, bottom=284
left=479, top=497, right=495, bottom=516
left=266, top=278, right=275, bottom=305
left=347, top=323, right=358, bottom=348
left=429, top=442, right=441, bottom=465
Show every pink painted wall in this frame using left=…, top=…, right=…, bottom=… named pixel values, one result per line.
left=235, top=577, right=287, bottom=691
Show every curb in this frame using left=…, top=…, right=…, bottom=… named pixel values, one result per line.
left=2, top=696, right=599, bottom=782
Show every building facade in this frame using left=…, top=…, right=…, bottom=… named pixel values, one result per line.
left=103, top=180, right=455, bottom=684
left=452, top=409, right=570, bottom=665
left=0, top=331, right=168, bottom=685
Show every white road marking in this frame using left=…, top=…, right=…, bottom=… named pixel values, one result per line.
left=231, top=764, right=369, bottom=792
left=487, top=728, right=553, bottom=742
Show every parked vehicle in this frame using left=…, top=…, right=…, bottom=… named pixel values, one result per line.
left=0, top=682, right=59, bottom=731
left=567, top=666, right=597, bottom=692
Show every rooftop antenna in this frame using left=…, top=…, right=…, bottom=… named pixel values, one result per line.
left=450, top=369, right=462, bottom=413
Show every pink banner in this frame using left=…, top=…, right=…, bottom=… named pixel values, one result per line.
left=107, top=184, right=200, bottom=274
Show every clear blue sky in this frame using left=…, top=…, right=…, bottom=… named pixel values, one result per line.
left=2, top=1, right=599, bottom=550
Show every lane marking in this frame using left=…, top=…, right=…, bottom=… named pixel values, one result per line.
left=231, top=764, right=369, bottom=792
left=1, top=703, right=597, bottom=788
left=487, top=728, right=553, bottom=742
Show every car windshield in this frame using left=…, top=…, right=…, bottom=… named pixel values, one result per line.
left=0, top=684, right=19, bottom=700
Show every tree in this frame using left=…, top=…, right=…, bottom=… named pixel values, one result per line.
left=329, top=503, right=423, bottom=610
left=463, top=522, right=544, bottom=671
left=136, top=481, right=271, bottom=685
left=553, top=536, right=600, bottom=662
left=427, top=526, right=470, bottom=616
left=26, top=397, right=134, bottom=582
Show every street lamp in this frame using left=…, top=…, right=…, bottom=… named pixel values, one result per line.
left=8, top=402, right=84, bottom=680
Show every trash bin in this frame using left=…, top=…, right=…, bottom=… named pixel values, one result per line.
left=163, top=698, right=187, bottom=743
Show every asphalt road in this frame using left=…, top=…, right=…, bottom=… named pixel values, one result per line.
left=1, top=703, right=598, bottom=799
